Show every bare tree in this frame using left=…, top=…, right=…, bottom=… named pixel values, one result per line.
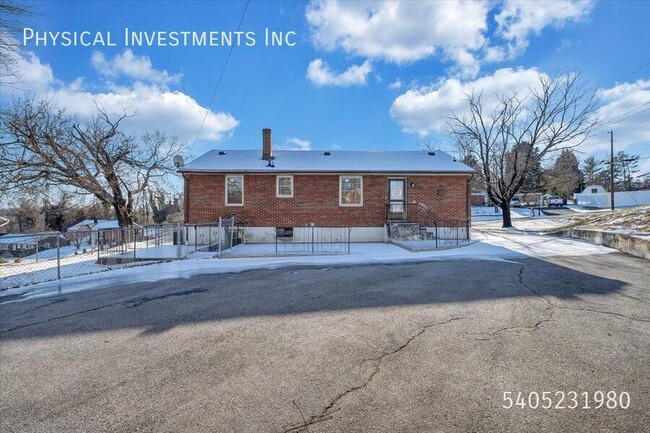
left=148, top=188, right=183, bottom=224
left=0, top=98, right=186, bottom=227
left=448, top=72, right=598, bottom=227
left=0, top=1, right=35, bottom=82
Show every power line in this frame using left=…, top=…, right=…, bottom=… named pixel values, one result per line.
left=192, top=0, right=251, bottom=146
left=592, top=105, right=650, bottom=133
left=618, top=60, right=650, bottom=82
left=604, top=101, right=650, bottom=123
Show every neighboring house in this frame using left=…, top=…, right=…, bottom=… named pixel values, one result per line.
left=0, top=233, right=70, bottom=257
left=471, top=191, right=489, bottom=206
left=180, top=129, right=474, bottom=242
left=582, top=184, right=607, bottom=194
left=67, top=219, right=121, bottom=232
left=67, top=219, right=141, bottom=247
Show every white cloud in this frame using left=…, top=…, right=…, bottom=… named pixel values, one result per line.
left=0, top=45, right=57, bottom=92
left=306, top=58, right=372, bottom=87
left=51, top=83, right=238, bottom=142
left=307, top=0, right=487, bottom=68
left=3, top=50, right=237, bottom=143
left=493, top=0, right=594, bottom=59
left=389, top=79, right=403, bottom=90
left=390, top=67, right=543, bottom=136
left=578, top=80, right=650, bottom=154
left=279, top=137, right=312, bottom=151
left=91, top=49, right=182, bottom=85
left=305, top=0, right=595, bottom=77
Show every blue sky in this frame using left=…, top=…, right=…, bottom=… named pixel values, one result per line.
left=5, top=0, right=650, bottom=175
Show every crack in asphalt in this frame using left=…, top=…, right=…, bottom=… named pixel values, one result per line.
left=0, top=302, right=123, bottom=333
left=17, top=298, right=68, bottom=316
left=556, top=306, right=650, bottom=323
left=516, top=265, right=551, bottom=303
left=490, top=305, right=555, bottom=336
left=283, top=317, right=468, bottom=432
left=1, top=288, right=209, bottom=333
left=490, top=265, right=556, bottom=337
left=125, top=288, right=209, bottom=307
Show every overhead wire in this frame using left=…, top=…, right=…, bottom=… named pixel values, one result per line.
left=192, top=0, right=251, bottom=147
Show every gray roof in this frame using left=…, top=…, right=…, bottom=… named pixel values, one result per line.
left=180, top=150, right=474, bottom=174
left=67, top=219, right=120, bottom=231
left=0, top=233, right=63, bottom=245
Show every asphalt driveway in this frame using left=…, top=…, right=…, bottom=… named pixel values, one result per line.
left=1, top=251, right=648, bottom=432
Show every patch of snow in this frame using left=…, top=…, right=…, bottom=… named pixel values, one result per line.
left=1, top=233, right=615, bottom=303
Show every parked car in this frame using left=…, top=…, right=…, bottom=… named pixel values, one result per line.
left=509, top=197, right=521, bottom=207
left=542, top=195, right=564, bottom=207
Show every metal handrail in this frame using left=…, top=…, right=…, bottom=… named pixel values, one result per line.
left=386, top=202, right=438, bottom=226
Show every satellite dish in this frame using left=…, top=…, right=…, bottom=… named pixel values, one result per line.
left=173, top=155, right=184, bottom=168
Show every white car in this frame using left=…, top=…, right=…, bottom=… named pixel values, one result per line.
left=544, top=195, right=564, bottom=207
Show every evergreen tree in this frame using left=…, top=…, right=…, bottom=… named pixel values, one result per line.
left=547, top=149, right=582, bottom=199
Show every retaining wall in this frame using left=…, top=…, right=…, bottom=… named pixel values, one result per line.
left=556, top=229, right=650, bottom=260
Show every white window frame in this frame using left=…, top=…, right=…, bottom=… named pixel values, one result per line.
left=276, top=175, right=294, bottom=198
left=225, top=175, right=244, bottom=206
left=339, top=175, right=363, bottom=207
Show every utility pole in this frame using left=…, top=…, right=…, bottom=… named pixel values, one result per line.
left=609, top=131, right=614, bottom=210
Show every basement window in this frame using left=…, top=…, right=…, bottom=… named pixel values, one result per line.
left=339, top=176, right=363, bottom=207
left=226, top=175, right=243, bottom=206
left=276, top=175, right=294, bottom=198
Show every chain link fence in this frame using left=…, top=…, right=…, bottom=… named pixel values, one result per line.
left=0, top=222, right=232, bottom=290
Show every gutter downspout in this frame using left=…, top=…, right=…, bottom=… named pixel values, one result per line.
left=183, top=174, right=189, bottom=224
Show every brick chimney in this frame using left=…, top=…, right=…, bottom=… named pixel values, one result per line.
left=262, top=128, right=272, bottom=160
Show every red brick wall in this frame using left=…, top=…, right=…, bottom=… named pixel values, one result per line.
left=184, top=173, right=471, bottom=227
left=471, top=194, right=487, bottom=206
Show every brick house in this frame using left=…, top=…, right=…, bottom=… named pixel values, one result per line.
left=180, top=129, right=474, bottom=242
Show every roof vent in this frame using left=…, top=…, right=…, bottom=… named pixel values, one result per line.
left=427, top=151, right=435, bottom=156
left=218, top=151, right=227, bottom=155
left=323, top=151, right=331, bottom=156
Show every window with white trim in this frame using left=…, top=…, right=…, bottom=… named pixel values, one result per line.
left=226, top=175, right=243, bottom=206
left=276, top=175, right=294, bottom=198
left=339, top=176, right=363, bottom=206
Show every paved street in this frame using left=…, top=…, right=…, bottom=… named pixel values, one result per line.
left=1, top=251, right=648, bottom=432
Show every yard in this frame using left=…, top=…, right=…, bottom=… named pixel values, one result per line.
left=1, top=246, right=648, bottom=432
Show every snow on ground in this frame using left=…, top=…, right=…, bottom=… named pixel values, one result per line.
left=471, top=206, right=538, bottom=221
left=0, top=251, right=162, bottom=290
left=0, top=232, right=615, bottom=303
left=110, top=245, right=215, bottom=259
left=0, top=242, right=217, bottom=290
left=4, top=207, right=646, bottom=293
left=22, top=244, right=86, bottom=260
left=472, top=216, right=575, bottom=232
left=565, top=204, right=610, bottom=213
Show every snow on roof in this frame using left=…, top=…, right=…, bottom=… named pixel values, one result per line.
left=0, top=233, right=61, bottom=244
left=180, top=150, right=475, bottom=174
left=67, top=219, right=120, bottom=231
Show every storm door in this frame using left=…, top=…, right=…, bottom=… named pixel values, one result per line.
left=388, top=179, right=406, bottom=221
